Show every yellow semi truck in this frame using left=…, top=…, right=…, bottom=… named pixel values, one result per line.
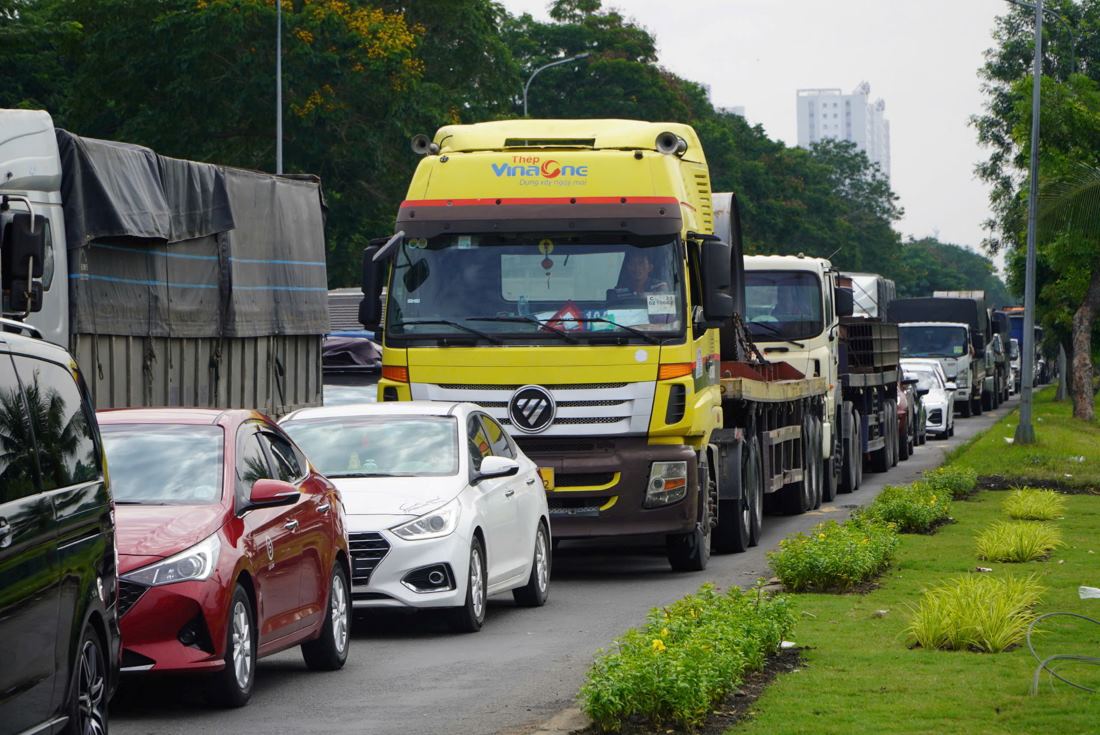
left=360, top=120, right=827, bottom=570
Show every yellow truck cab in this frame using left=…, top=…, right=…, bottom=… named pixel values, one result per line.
left=361, top=119, right=824, bottom=571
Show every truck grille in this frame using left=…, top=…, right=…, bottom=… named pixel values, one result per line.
left=349, top=532, right=390, bottom=585
left=415, top=381, right=655, bottom=437
left=118, top=581, right=146, bottom=617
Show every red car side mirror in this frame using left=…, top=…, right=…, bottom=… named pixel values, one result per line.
left=248, top=479, right=300, bottom=509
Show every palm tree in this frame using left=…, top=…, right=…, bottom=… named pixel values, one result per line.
left=1039, top=163, right=1100, bottom=421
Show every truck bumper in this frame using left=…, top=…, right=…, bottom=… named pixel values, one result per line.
left=516, top=437, right=699, bottom=540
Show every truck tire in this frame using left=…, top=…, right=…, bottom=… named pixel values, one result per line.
left=973, top=394, right=983, bottom=416
left=810, top=416, right=824, bottom=509
left=822, top=409, right=840, bottom=503
left=898, top=411, right=911, bottom=462
left=667, top=457, right=712, bottom=571
left=779, top=415, right=815, bottom=515
left=714, top=437, right=761, bottom=554
left=887, top=401, right=899, bottom=468
left=869, top=408, right=890, bottom=473
left=839, top=408, right=859, bottom=494
left=959, top=395, right=972, bottom=418
left=983, top=388, right=993, bottom=411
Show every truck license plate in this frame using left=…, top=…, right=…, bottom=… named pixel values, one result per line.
left=537, top=467, right=555, bottom=491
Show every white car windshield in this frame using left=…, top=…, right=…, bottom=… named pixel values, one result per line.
left=282, top=416, right=459, bottom=478
left=904, top=369, right=939, bottom=393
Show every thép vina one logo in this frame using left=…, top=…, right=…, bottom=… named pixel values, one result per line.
left=491, top=157, right=588, bottom=179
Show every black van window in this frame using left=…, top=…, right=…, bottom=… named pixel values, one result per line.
left=11, top=356, right=99, bottom=491
left=0, top=354, right=38, bottom=501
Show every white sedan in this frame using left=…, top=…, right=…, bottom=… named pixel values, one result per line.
left=280, top=401, right=550, bottom=632
left=901, top=359, right=956, bottom=439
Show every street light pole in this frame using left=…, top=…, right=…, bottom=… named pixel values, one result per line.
left=1015, top=0, right=1043, bottom=445
left=275, top=0, right=283, bottom=174
left=523, top=52, right=590, bottom=117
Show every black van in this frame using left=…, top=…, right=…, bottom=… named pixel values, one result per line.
left=0, top=322, right=118, bottom=735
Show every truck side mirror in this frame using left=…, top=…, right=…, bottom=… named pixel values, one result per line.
left=359, top=244, right=384, bottom=329
left=700, top=239, right=734, bottom=326
left=973, top=333, right=986, bottom=356
left=2, top=213, right=50, bottom=313
left=834, top=287, right=854, bottom=318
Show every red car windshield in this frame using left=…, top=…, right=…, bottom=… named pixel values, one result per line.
left=101, top=424, right=224, bottom=504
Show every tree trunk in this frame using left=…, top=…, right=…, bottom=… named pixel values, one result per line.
left=1071, top=267, right=1100, bottom=421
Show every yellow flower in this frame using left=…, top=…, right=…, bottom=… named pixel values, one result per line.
left=651, top=639, right=666, bottom=653
left=818, top=533, right=827, bottom=540
left=660, top=628, right=669, bottom=638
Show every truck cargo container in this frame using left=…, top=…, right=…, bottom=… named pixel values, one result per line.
left=0, top=109, right=327, bottom=415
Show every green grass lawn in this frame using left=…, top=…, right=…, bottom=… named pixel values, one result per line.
left=949, top=389, right=1100, bottom=490
left=732, top=390, right=1100, bottom=735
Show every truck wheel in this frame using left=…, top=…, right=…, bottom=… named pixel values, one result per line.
left=898, top=414, right=911, bottom=461
left=667, top=460, right=712, bottom=571
left=822, top=412, right=839, bottom=503
left=839, top=409, right=860, bottom=494
left=810, top=417, right=824, bottom=509
left=973, top=395, right=983, bottom=416
left=959, top=395, right=972, bottom=418
left=747, top=435, right=763, bottom=547
left=779, top=415, right=815, bottom=515
left=714, top=438, right=759, bottom=554
left=890, top=402, right=900, bottom=467
left=869, top=409, right=890, bottom=473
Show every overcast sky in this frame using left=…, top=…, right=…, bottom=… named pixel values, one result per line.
left=500, top=0, right=1010, bottom=265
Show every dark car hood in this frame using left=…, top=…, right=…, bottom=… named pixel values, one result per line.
left=116, top=504, right=225, bottom=570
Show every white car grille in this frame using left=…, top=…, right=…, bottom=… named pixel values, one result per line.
left=412, top=382, right=656, bottom=436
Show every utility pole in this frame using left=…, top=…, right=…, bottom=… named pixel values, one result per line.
left=276, top=0, right=283, bottom=174
left=1015, top=0, right=1043, bottom=445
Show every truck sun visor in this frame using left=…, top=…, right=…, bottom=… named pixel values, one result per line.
left=395, top=197, right=683, bottom=239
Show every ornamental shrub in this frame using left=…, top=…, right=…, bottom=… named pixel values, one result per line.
left=580, top=584, right=795, bottom=732
left=923, top=465, right=978, bottom=500
left=767, top=519, right=898, bottom=593
left=859, top=482, right=951, bottom=533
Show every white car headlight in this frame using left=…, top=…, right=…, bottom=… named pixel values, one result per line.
left=122, top=533, right=220, bottom=587
left=391, top=498, right=460, bottom=541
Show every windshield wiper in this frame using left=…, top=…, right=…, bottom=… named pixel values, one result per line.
left=571, top=317, right=660, bottom=345
left=390, top=320, right=503, bottom=345
left=329, top=472, right=395, bottom=478
left=750, top=321, right=805, bottom=348
left=113, top=500, right=166, bottom=505
left=467, top=316, right=580, bottom=344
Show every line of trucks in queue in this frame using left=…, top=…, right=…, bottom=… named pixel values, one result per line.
left=2, top=110, right=1032, bottom=583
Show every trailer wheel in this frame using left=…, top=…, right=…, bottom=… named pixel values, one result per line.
left=973, top=394, right=983, bottom=415
left=959, top=395, right=973, bottom=418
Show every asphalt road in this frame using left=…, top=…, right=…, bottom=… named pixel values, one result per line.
left=113, top=396, right=1017, bottom=735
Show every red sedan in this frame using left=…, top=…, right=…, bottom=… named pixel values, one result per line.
left=97, top=408, right=351, bottom=707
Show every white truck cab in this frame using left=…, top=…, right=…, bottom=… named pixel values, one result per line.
left=897, top=321, right=977, bottom=416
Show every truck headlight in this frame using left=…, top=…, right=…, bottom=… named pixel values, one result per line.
left=391, top=498, right=460, bottom=541
left=121, top=533, right=220, bottom=587
left=644, top=461, right=688, bottom=508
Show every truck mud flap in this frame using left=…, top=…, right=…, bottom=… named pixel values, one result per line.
left=712, top=428, right=743, bottom=501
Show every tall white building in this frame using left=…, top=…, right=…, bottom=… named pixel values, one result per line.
left=796, top=83, right=891, bottom=177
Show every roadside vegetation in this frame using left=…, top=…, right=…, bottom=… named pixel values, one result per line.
left=1004, top=488, right=1067, bottom=520
left=580, top=585, right=794, bottom=732
left=976, top=521, right=1064, bottom=563
left=729, top=388, right=1100, bottom=734
left=949, top=391, right=1100, bottom=490
left=855, top=483, right=952, bottom=533
left=768, top=520, right=898, bottom=593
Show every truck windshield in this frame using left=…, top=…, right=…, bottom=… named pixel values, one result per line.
left=899, top=325, right=969, bottom=358
left=385, top=233, right=684, bottom=342
left=744, top=270, right=823, bottom=341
